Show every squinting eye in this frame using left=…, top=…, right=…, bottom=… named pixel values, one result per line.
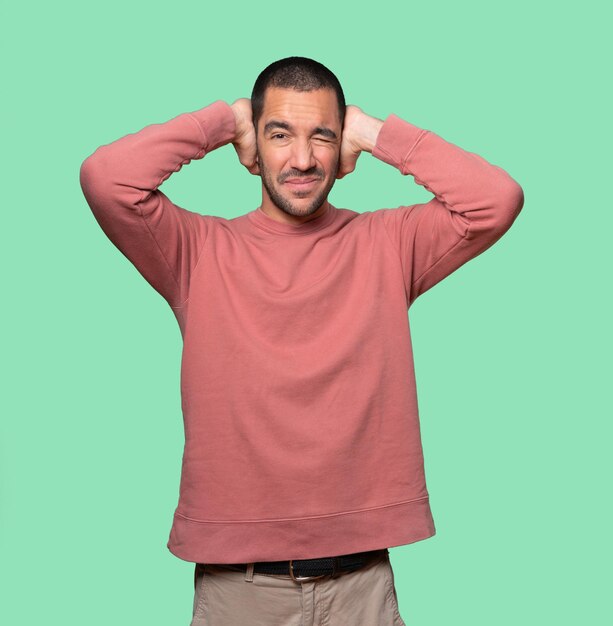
left=272, top=133, right=286, bottom=139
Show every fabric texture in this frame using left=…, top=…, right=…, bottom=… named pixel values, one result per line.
left=79, top=99, right=524, bottom=564
left=189, top=550, right=407, bottom=626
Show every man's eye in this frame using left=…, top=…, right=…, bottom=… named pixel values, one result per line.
left=272, top=133, right=286, bottom=139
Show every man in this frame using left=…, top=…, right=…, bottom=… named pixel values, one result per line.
left=80, top=56, right=524, bottom=625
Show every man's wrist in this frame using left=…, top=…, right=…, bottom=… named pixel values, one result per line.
left=357, top=115, right=384, bottom=153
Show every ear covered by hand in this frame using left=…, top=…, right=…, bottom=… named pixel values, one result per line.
left=230, top=98, right=260, bottom=176
left=335, top=105, right=367, bottom=180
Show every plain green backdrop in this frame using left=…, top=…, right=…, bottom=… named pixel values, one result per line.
left=2, top=0, right=611, bottom=624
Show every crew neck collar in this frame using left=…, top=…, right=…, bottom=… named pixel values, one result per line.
left=247, top=202, right=337, bottom=236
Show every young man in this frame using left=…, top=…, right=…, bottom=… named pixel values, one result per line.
left=80, top=56, right=524, bottom=625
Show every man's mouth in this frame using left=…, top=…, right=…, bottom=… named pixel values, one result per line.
left=284, top=178, right=320, bottom=190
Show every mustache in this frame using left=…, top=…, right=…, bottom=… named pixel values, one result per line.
left=280, top=170, right=324, bottom=181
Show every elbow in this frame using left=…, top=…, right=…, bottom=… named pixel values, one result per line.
left=79, top=154, right=99, bottom=200
left=508, top=181, right=525, bottom=216
left=79, top=150, right=113, bottom=211
left=79, top=146, right=113, bottom=196
left=79, top=142, right=112, bottom=190
left=492, top=180, right=524, bottom=234
left=79, top=156, right=93, bottom=195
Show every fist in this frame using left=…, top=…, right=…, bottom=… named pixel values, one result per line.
left=336, top=105, right=383, bottom=180
left=230, top=98, right=260, bottom=176
left=336, top=105, right=366, bottom=180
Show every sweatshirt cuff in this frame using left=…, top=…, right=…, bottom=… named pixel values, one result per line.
left=372, top=113, right=429, bottom=174
left=187, top=100, right=237, bottom=152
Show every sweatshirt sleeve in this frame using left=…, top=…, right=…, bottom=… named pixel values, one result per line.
left=79, top=99, right=237, bottom=308
left=373, top=114, right=524, bottom=308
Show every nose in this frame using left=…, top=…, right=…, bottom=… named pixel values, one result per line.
left=289, top=138, right=317, bottom=171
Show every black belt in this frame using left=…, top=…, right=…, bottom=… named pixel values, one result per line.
left=205, top=548, right=388, bottom=583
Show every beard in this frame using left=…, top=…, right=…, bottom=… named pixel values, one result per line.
left=257, top=147, right=339, bottom=218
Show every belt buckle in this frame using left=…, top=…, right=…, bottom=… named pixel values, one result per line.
left=288, top=559, right=333, bottom=583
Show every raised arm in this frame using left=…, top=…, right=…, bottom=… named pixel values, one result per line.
left=78, top=100, right=237, bottom=309
left=339, top=105, right=524, bottom=307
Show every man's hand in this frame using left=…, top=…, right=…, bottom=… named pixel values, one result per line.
left=337, top=105, right=384, bottom=180
left=230, top=98, right=260, bottom=176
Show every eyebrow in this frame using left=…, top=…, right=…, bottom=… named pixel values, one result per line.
left=263, top=120, right=338, bottom=140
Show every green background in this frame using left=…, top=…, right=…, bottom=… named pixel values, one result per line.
left=2, top=0, right=611, bottom=624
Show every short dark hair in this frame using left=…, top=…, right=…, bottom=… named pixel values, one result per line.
left=251, top=56, right=346, bottom=133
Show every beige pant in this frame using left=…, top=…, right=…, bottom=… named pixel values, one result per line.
left=189, top=550, right=407, bottom=625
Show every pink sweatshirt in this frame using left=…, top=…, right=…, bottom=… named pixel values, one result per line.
left=79, top=99, right=524, bottom=564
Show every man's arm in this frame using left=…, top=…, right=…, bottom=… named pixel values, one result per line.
left=340, top=106, right=524, bottom=307
left=79, top=100, right=237, bottom=308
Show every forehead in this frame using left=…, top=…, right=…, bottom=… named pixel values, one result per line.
left=261, top=87, right=340, bottom=129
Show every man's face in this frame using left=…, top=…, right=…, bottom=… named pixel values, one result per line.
left=255, top=87, right=342, bottom=219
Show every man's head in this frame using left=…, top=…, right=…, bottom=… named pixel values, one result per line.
left=250, top=57, right=346, bottom=221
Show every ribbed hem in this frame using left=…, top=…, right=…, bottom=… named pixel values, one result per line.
left=166, top=497, right=436, bottom=563
left=372, top=114, right=429, bottom=174
left=187, top=100, right=237, bottom=152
